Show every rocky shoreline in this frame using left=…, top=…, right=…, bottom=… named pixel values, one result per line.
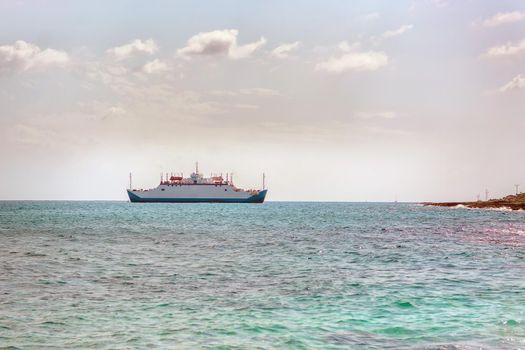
left=423, top=193, right=525, bottom=211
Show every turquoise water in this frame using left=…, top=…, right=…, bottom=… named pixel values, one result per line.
left=1, top=202, right=525, bottom=349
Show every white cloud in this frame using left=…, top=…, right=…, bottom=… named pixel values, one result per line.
left=211, top=88, right=280, bottom=97
left=382, top=24, right=414, bottom=39
left=80, top=60, right=130, bottom=90
left=316, top=51, right=388, bottom=74
left=106, top=39, right=158, bottom=61
left=271, top=41, right=300, bottom=59
left=239, top=88, right=280, bottom=96
left=177, top=29, right=266, bottom=60
left=360, top=12, right=380, bottom=21
left=483, top=11, right=525, bottom=27
left=177, top=30, right=237, bottom=57
left=105, top=65, right=127, bottom=76
left=356, top=111, right=397, bottom=119
left=0, top=40, right=69, bottom=73
left=234, top=103, right=260, bottom=109
left=338, top=41, right=361, bottom=52
left=211, top=90, right=237, bottom=97
left=230, top=37, right=266, bottom=59
left=108, top=105, right=126, bottom=114
left=486, top=38, right=525, bottom=57
left=499, top=74, right=525, bottom=92
left=432, top=0, right=449, bottom=8
left=102, top=106, right=126, bottom=120
left=142, top=58, right=169, bottom=74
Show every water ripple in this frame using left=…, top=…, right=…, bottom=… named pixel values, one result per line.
left=0, top=202, right=524, bottom=349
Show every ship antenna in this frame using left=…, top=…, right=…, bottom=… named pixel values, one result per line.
left=196, top=161, right=199, bottom=174
left=129, top=172, right=132, bottom=190
left=263, top=173, right=265, bottom=190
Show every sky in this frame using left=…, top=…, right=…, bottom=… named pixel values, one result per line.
left=0, top=0, right=524, bottom=202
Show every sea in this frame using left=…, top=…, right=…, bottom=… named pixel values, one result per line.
left=1, top=201, right=524, bottom=349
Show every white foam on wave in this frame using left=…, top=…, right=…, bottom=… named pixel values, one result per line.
left=449, top=204, right=525, bottom=213
left=485, top=206, right=523, bottom=212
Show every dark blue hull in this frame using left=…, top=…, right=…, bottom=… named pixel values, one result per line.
left=127, top=190, right=267, bottom=203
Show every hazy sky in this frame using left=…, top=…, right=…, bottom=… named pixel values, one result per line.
left=1, top=0, right=524, bottom=201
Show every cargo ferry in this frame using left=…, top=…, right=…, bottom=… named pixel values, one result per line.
left=127, top=163, right=267, bottom=203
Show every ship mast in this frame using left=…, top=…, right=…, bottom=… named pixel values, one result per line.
left=195, top=161, right=199, bottom=174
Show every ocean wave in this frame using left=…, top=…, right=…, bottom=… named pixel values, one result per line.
left=450, top=204, right=525, bottom=212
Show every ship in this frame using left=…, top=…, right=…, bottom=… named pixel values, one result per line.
left=126, top=163, right=267, bottom=203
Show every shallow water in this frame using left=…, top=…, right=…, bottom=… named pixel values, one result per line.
left=1, top=201, right=525, bottom=349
